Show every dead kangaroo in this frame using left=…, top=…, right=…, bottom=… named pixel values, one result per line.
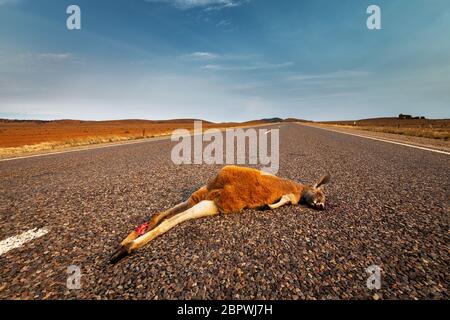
left=110, top=165, right=330, bottom=263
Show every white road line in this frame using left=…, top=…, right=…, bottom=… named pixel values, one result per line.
left=264, top=126, right=282, bottom=135
left=0, top=135, right=172, bottom=162
left=301, top=124, right=450, bottom=156
left=0, top=227, right=49, bottom=256
left=0, top=123, right=280, bottom=162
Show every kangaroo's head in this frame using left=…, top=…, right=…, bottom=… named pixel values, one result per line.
left=300, top=174, right=330, bottom=210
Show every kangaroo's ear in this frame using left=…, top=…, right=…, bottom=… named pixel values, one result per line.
left=314, top=174, right=330, bottom=188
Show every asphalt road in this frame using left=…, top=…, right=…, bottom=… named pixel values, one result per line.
left=0, top=123, right=448, bottom=299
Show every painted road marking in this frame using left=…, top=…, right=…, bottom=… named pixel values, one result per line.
left=302, top=124, right=450, bottom=156
left=264, top=126, right=281, bottom=134
left=0, top=123, right=280, bottom=162
left=0, top=227, right=49, bottom=256
left=0, top=136, right=171, bottom=162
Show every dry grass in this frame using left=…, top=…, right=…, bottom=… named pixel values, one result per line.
left=0, top=119, right=279, bottom=158
left=0, top=119, right=201, bottom=149
left=320, top=118, right=450, bottom=140
left=332, top=125, right=449, bottom=140
left=0, top=134, right=148, bottom=157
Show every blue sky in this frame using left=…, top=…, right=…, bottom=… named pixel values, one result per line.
left=0, top=0, right=449, bottom=121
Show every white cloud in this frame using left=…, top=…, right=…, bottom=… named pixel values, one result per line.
left=35, top=53, right=73, bottom=60
left=216, top=19, right=232, bottom=27
left=179, top=51, right=264, bottom=63
left=201, top=62, right=294, bottom=71
left=145, top=0, right=248, bottom=10
left=181, top=52, right=262, bottom=62
left=0, top=52, right=75, bottom=68
left=182, top=52, right=220, bottom=60
left=288, top=70, right=370, bottom=81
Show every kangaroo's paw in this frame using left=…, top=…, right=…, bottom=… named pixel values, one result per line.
left=109, top=245, right=130, bottom=264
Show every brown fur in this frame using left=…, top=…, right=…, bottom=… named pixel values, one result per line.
left=110, top=165, right=330, bottom=263
left=188, top=165, right=304, bottom=213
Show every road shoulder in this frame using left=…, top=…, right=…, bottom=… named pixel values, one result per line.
left=301, top=123, right=450, bottom=154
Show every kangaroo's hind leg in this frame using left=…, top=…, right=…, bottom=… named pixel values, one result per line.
left=110, top=200, right=219, bottom=263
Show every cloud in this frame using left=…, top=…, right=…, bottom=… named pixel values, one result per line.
left=216, top=19, right=232, bottom=27
left=35, top=53, right=73, bottom=60
left=201, top=62, right=294, bottom=71
left=145, top=0, right=248, bottom=10
left=0, top=52, right=75, bottom=67
left=181, top=52, right=262, bottom=62
left=288, top=70, right=370, bottom=81
left=182, top=52, right=220, bottom=60
left=11, top=52, right=74, bottom=64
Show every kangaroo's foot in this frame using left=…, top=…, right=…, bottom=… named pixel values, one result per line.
left=109, top=245, right=130, bottom=264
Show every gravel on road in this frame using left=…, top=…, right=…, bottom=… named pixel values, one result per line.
left=0, top=123, right=448, bottom=299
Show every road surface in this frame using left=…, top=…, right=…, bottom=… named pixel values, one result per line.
left=0, top=123, right=448, bottom=299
